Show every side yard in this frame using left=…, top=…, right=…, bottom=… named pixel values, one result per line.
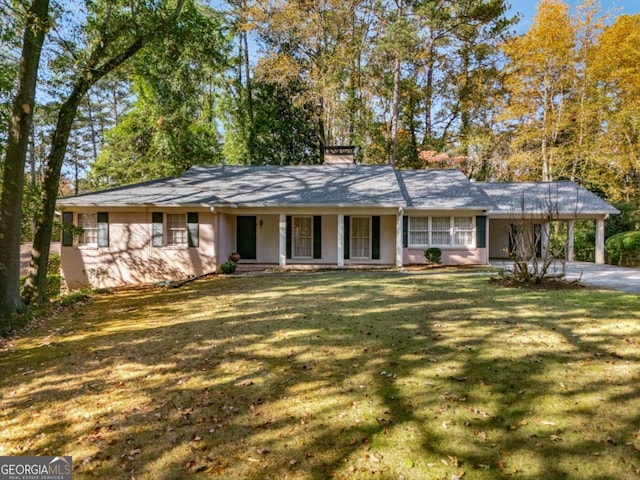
left=1, top=272, right=639, bottom=479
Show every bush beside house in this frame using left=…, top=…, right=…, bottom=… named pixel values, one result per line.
left=606, top=231, right=640, bottom=266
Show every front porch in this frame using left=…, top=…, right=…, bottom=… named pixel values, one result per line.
left=215, top=210, right=404, bottom=269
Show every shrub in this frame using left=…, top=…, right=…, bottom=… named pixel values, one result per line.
left=424, top=247, right=442, bottom=264
left=47, top=253, right=61, bottom=275
left=219, top=261, right=237, bottom=274
left=605, top=230, right=640, bottom=266
left=19, top=274, right=61, bottom=299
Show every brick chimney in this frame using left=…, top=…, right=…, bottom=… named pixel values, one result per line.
left=323, top=146, right=355, bottom=166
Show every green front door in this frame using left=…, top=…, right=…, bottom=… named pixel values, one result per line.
left=236, top=216, right=257, bottom=260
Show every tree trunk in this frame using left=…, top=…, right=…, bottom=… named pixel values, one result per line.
left=390, top=53, right=401, bottom=167
left=23, top=0, right=186, bottom=303
left=0, top=0, right=49, bottom=318
left=23, top=36, right=149, bottom=305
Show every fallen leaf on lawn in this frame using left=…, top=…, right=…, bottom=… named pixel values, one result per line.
left=235, top=379, right=254, bottom=387
left=541, top=420, right=557, bottom=426
left=177, top=376, right=191, bottom=385
left=474, top=430, right=488, bottom=441
left=549, top=434, right=563, bottom=442
left=129, top=448, right=141, bottom=456
left=448, top=455, right=459, bottom=467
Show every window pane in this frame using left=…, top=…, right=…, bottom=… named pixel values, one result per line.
left=432, top=217, right=450, bottom=230
left=432, top=231, right=451, bottom=245
left=409, top=231, right=428, bottom=245
left=454, top=217, right=474, bottom=230
left=454, top=231, right=473, bottom=245
left=78, top=213, right=97, bottom=245
left=293, top=216, right=312, bottom=257
left=411, top=216, right=428, bottom=231
left=167, top=214, right=187, bottom=245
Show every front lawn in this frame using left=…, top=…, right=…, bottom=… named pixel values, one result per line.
left=1, top=272, right=639, bottom=479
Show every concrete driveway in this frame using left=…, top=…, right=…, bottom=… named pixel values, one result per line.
left=491, top=260, right=640, bottom=294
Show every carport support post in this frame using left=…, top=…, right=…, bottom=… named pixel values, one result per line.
left=279, top=214, right=287, bottom=267
left=567, top=220, right=575, bottom=262
left=396, top=208, right=403, bottom=267
left=337, top=214, right=344, bottom=267
left=595, top=218, right=605, bottom=264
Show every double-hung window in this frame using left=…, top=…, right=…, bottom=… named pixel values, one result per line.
left=453, top=217, right=474, bottom=246
left=293, top=216, right=312, bottom=258
left=431, top=216, right=452, bottom=246
left=78, top=213, right=98, bottom=246
left=351, top=217, right=371, bottom=259
left=152, top=212, right=199, bottom=247
left=409, top=217, right=429, bottom=246
left=167, top=214, right=187, bottom=246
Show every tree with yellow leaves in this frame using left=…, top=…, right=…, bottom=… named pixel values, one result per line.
left=501, top=0, right=577, bottom=181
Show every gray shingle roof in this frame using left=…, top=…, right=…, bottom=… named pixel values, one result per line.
left=476, top=181, right=619, bottom=215
left=57, top=165, right=617, bottom=217
left=58, top=165, right=407, bottom=208
left=179, top=165, right=406, bottom=206
left=56, top=177, right=225, bottom=207
left=397, top=169, right=494, bottom=209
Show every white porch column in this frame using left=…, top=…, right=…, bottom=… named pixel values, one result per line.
left=337, top=214, right=344, bottom=267
left=279, top=214, right=287, bottom=267
left=396, top=208, right=403, bottom=267
left=595, top=218, right=605, bottom=264
left=567, top=220, right=575, bottom=262
left=541, top=222, right=551, bottom=258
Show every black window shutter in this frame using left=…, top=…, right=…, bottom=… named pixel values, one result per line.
left=152, top=212, right=163, bottom=247
left=476, top=215, right=487, bottom=248
left=402, top=216, right=408, bottom=248
left=187, top=212, right=199, bottom=247
left=62, top=212, right=74, bottom=246
left=344, top=216, right=350, bottom=260
left=97, top=212, right=109, bottom=247
left=286, top=216, right=292, bottom=259
left=313, top=216, right=322, bottom=259
left=372, top=216, right=380, bottom=260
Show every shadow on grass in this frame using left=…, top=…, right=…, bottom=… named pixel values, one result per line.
left=1, top=272, right=640, bottom=479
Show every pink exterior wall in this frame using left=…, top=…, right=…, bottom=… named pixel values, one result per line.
left=403, top=247, right=487, bottom=265
left=61, top=209, right=216, bottom=289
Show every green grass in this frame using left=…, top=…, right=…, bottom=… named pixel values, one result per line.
left=1, top=271, right=640, bottom=479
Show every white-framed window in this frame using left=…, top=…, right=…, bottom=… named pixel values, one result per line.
left=293, top=216, right=313, bottom=258
left=78, top=213, right=97, bottom=246
left=453, top=216, right=474, bottom=246
left=431, top=216, right=452, bottom=246
left=408, top=215, right=475, bottom=248
left=167, top=214, right=187, bottom=246
left=351, top=216, right=371, bottom=259
left=409, top=216, right=429, bottom=246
